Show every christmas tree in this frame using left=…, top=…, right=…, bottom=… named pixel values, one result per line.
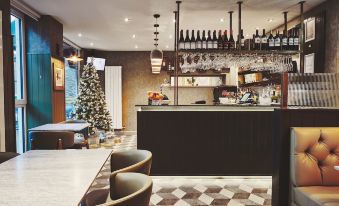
left=72, top=61, right=112, bottom=131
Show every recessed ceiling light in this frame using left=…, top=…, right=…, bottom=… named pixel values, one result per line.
left=246, top=34, right=250, bottom=37
left=78, top=33, right=82, bottom=37
left=268, top=19, right=273, bottom=22
left=220, top=18, right=224, bottom=22
left=172, top=19, right=176, bottom=23
left=134, top=45, right=138, bottom=49
left=132, top=34, right=136, bottom=38
left=90, top=42, right=94, bottom=46
left=166, top=45, right=169, bottom=49
left=169, top=35, right=172, bottom=39
left=124, top=18, right=131, bottom=22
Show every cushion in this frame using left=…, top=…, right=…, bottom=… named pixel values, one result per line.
left=293, top=186, right=339, bottom=206
left=291, top=128, right=339, bottom=187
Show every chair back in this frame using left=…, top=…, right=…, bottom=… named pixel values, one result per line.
left=291, top=127, right=339, bottom=187
left=105, top=172, right=152, bottom=206
left=29, top=131, right=75, bottom=150
left=65, top=119, right=87, bottom=123
left=0, top=152, right=19, bottom=164
left=110, top=150, right=152, bottom=175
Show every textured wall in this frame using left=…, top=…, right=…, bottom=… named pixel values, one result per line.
left=83, top=50, right=215, bottom=131
left=324, top=0, right=339, bottom=73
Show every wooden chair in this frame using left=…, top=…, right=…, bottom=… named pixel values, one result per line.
left=110, top=150, right=152, bottom=174
left=29, top=131, right=75, bottom=150
left=0, top=152, right=19, bottom=164
left=82, top=150, right=152, bottom=206
left=92, top=173, right=152, bottom=206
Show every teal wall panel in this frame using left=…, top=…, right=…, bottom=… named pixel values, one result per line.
left=26, top=54, right=52, bottom=130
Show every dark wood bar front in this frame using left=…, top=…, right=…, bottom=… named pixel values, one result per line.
left=137, top=106, right=274, bottom=176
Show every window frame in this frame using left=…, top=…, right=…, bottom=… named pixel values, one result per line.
left=11, top=9, right=27, bottom=153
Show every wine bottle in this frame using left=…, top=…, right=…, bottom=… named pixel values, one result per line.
left=229, top=30, right=235, bottom=50
left=196, top=30, right=202, bottom=49
left=217, top=30, right=223, bottom=49
left=240, top=29, right=245, bottom=49
left=261, top=29, right=268, bottom=50
left=268, top=30, right=274, bottom=50
left=202, top=30, right=207, bottom=49
left=184, top=30, right=190, bottom=50
left=254, top=29, right=261, bottom=50
left=293, top=28, right=299, bottom=51
left=251, top=34, right=255, bottom=50
left=282, top=30, right=288, bottom=50
left=288, top=30, right=294, bottom=50
left=223, top=30, right=229, bottom=50
left=179, top=30, right=185, bottom=50
left=274, top=30, right=281, bottom=50
left=207, top=30, right=213, bottom=49
left=190, top=30, right=196, bottom=50
left=212, top=30, right=218, bottom=49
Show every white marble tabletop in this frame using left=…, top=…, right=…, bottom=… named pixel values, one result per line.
left=0, top=149, right=112, bottom=206
left=29, top=123, right=91, bottom=132
left=335, top=166, right=339, bottom=171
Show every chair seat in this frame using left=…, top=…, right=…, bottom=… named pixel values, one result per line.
left=294, top=186, right=339, bottom=206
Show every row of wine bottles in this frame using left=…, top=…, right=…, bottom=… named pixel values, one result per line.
left=178, top=28, right=300, bottom=51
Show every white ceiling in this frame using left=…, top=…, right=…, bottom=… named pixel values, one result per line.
left=21, top=0, right=326, bottom=51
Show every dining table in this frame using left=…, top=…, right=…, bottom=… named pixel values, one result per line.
left=0, top=149, right=112, bottom=206
left=29, top=123, right=91, bottom=138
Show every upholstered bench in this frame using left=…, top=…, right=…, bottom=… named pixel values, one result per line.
left=291, top=127, right=339, bottom=206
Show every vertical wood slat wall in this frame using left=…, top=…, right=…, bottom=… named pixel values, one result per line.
left=25, top=15, right=65, bottom=149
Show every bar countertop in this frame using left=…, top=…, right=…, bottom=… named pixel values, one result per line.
left=136, top=104, right=279, bottom=111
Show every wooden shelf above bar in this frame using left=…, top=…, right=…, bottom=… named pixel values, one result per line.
left=178, top=49, right=300, bottom=55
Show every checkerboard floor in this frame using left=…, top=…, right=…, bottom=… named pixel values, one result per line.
left=88, top=133, right=272, bottom=206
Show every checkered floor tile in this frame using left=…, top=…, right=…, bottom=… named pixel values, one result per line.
left=87, top=133, right=272, bottom=205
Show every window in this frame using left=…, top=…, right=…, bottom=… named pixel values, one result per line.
left=64, top=43, right=80, bottom=119
left=11, top=12, right=26, bottom=153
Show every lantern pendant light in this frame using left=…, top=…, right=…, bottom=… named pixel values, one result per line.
left=150, top=14, right=163, bottom=74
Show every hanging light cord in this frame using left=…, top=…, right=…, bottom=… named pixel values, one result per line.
left=153, top=14, right=160, bottom=48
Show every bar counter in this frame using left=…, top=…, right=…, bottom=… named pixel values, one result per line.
left=137, top=104, right=277, bottom=176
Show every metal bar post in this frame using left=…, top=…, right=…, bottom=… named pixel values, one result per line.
left=175, top=1, right=181, bottom=105
left=237, top=1, right=242, bottom=50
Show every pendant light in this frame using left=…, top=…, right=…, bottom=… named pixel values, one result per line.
left=65, top=51, right=83, bottom=62
left=150, top=14, right=163, bottom=74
